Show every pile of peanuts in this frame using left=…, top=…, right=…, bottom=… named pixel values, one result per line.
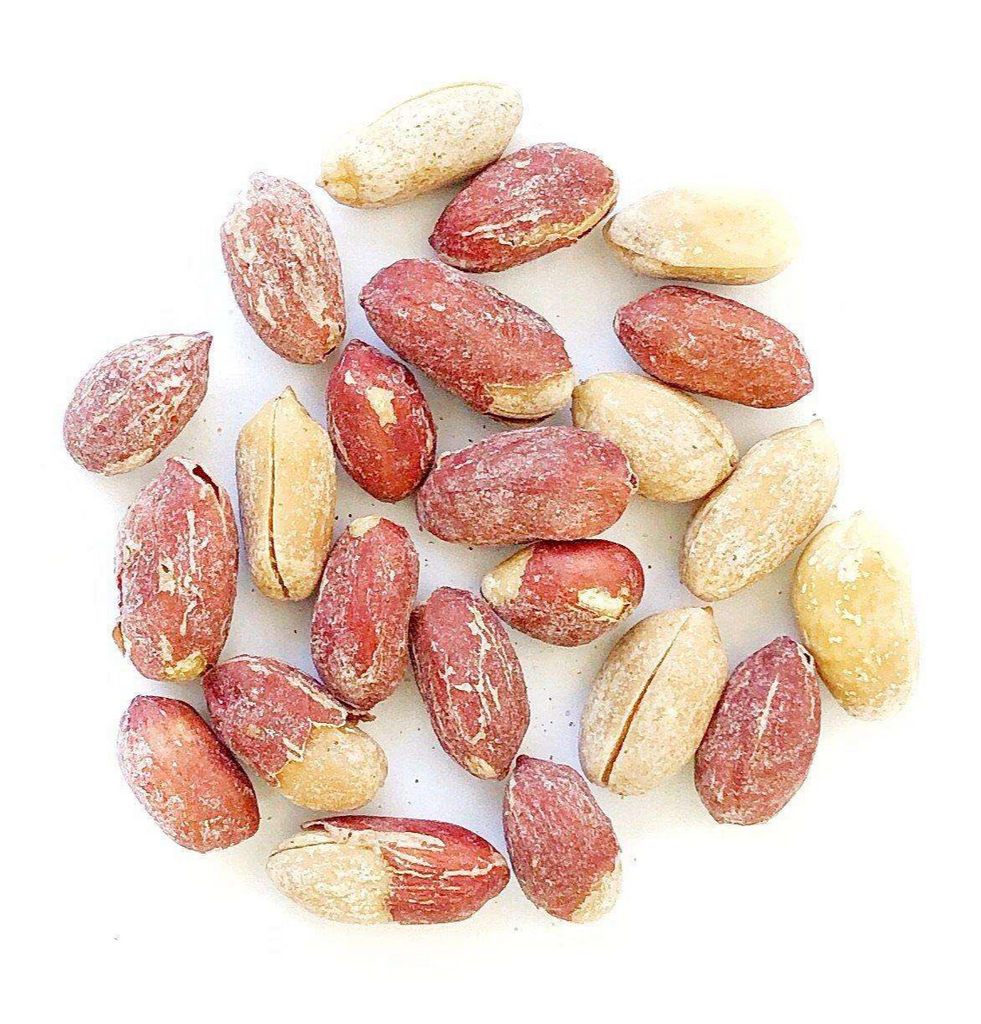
left=64, top=82, right=918, bottom=926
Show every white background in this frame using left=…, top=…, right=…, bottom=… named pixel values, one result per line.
left=6, top=2, right=977, bottom=1022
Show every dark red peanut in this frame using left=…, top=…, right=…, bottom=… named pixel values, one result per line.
left=503, top=756, right=621, bottom=922
left=409, top=588, right=529, bottom=780
left=267, top=816, right=510, bottom=924
left=430, top=143, right=618, bottom=272
left=326, top=340, right=436, bottom=501
left=311, top=517, right=419, bottom=711
left=481, top=540, right=644, bottom=646
left=64, top=332, right=211, bottom=475
left=114, top=458, right=238, bottom=681
left=359, top=259, right=573, bottom=420
left=695, top=636, right=821, bottom=825
left=117, top=695, right=259, bottom=853
left=615, top=285, right=812, bottom=408
left=416, top=426, right=637, bottom=545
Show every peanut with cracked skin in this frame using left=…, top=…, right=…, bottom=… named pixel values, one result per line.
left=416, top=426, right=637, bottom=545
left=311, top=517, right=419, bottom=712
left=114, top=458, right=238, bottom=681
left=267, top=816, right=510, bottom=924
left=410, top=588, right=529, bottom=780
left=319, top=82, right=522, bottom=209
left=360, top=259, right=574, bottom=421
left=236, top=386, right=335, bottom=601
left=221, top=172, right=345, bottom=364
left=117, top=695, right=259, bottom=853
left=580, top=607, right=728, bottom=795
left=792, top=512, right=918, bottom=719
left=695, top=637, right=821, bottom=825
left=615, top=286, right=812, bottom=408
left=64, top=332, right=211, bottom=475
left=605, top=188, right=799, bottom=284
left=572, top=371, right=738, bottom=502
left=481, top=539, right=644, bottom=646
left=681, top=420, right=839, bottom=602
left=203, top=656, right=386, bottom=812
left=503, top=756, right=621, bottom=923
left=430, top=142, right=618, bottom=272
left=326, top=340, right=436, bottom=502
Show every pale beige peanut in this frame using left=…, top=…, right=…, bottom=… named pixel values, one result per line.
left=320, top=82, right=522, bottom=208
left=572, top=372, right=738, bottom=502
left=792, top=513, right=918, bottom=719
left=604, top=188, right=799, bottom=284
left=580, top=608, right=727, bottom=794
left=681, top=421, right=838, bottom=601
left=276, top=725, right=387, bottom=811
left=267, top=829, right=394, bottom=923
left=236, top=387, right=335, bottom=600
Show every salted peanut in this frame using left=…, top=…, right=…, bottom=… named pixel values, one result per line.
left=430, top=143, right=618, bottom=272
left=580, top=608, right=727, bottom=795
left=615, top=286, right=813, bottom=408
left=410, top=588, right=529, bottom=780
left=695, top=637, right=821, bottom=825
left=64, top=332, right=211, bottom=474
left=481, top=540, right=644, bottom=646
left=361, top=259, right=574, bottom=421
left=236, top=387, right=335, bottom=601
left=503, top=756, right=621, bottom=923
left=117, top=695, right=259, bottom=852
left=604, top=188, right=799, bottom=284
left=326, top=340, right=436, bottom=501
left=417, top=426, right=637, bottom=545
left=114, top=459, right=238, bottom=681
left=311, top=517, right=419, bottom=711
left=203, top=656, right=386, bottom=812
left=221, top=172, right=345, bottom=364
left=319, top=82, right=522, bottom=209
left=572, top=372, right=738, bottom=502
left=681, top=421, right=839, bottom=601
left=268, top=816, right=510, bottom=923
left=792, top=513, right=918, bottom=719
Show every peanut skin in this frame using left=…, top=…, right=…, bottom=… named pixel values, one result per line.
left=481, top=539, right=644, bottom=646
left=360, top=259, right=574, bottom=421
left=430, top=143, right=617, bottom=272
left=326, top=340, right=436, bottom=502
left=117, top=695, right=259, bottom=853
left=695, top=637, right=821, bottom=825
left=416, top=426, right=637, bottom=546
left=114, top=459, right=238, bottom=681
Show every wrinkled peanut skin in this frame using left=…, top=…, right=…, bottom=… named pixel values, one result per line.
left=311, top=517, right=419, bottom=711
left=503, top=756, right=621, bottom=922
left=360, top=259, right=573, bottom=420
left=416, top=426, right=637, bottom=545
left=117, top=695, right=259, bottom=853
left=221, top=173, right=345, bottom=364
left=481, top=539, right=644, bottom=646
left=203, top=655, right=386, bottom=812
left=430, top=143, right=617, bottom=272
left=615, top=286, right=813, bottom=408
left=115, top=459, right=238, bottom=681
left=326, top=340, right=436, bottom=502
left=410, top=588, right=529, bottom=780
left=268, top=816, right=510, bottom=924
left=64, top=332, right=211, bottom=474
left=695, top=637, right=821, bottom=825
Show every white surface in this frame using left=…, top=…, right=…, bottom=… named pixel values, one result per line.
left=8, top=2, right=976, bottom=1022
